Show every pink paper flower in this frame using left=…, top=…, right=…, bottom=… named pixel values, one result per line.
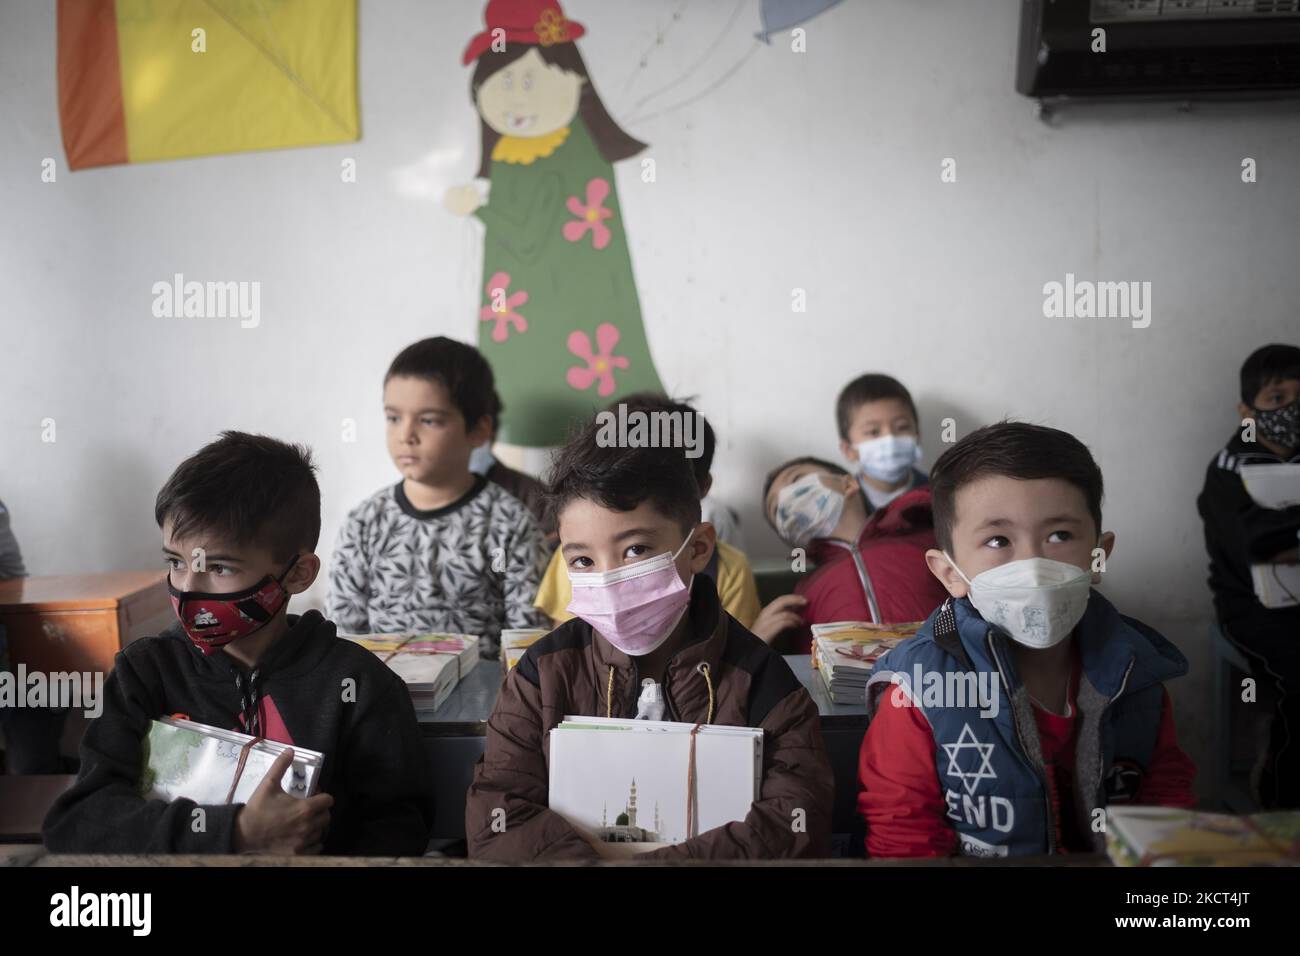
left=566, top=323, right=629, bottom=397
left=562, top=178, right=614, bottom=250
left=479, top=271, right=528, bottom=342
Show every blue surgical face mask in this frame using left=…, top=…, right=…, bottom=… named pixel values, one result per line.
left=468, top=442, right=496, bottom=476
left=855, top=434, right=921, bottom=484
left=774, top=473, right=845, bottom=546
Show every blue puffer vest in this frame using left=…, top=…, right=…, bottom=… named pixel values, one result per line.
left=866, top=592, right=1188, bottom=856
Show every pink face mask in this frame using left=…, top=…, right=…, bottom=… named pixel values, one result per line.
left=565, top=529, right=696, bottom=657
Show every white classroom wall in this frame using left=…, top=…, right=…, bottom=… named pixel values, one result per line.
left=3, top=0, right=1299, bottom=795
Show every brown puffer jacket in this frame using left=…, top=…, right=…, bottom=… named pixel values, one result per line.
left=466, top=575, right=834, bottom=860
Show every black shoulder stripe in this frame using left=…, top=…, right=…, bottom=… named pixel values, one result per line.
left=722, top=616, right=803, bottom=726
left=516, top=620, right=592, bottom=687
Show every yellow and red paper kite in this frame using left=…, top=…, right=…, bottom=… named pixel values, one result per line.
left=57, top=0, right=359, bottom=170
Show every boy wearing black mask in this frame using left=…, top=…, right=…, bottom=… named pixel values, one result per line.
left=43, top=432, right=433, bottom=855
left=1198, top=343, right=1300, bottom=808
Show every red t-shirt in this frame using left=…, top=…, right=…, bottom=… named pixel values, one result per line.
left=858, top=653, right=1197, bottom=858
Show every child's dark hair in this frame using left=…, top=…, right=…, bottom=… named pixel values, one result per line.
left=1240, top=343, right=1300, bottom=407
left=545, top=417, right=702, bottom=534
left=929, top=422, right=1103, bottom=553
left=385, top=336, right=495, bottom=433
left=471, top=42, right=646, bottom=179
left=836, top=374, right=918, bottom=441
left=614, top=392, right=716, bottom=488
left=155, top=432, right=321, bottom=561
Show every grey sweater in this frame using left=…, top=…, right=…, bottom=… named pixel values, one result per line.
left=326, top=476, right=549, bottom=656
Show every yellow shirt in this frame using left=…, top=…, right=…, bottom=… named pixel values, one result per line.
left=534, top=540, right=762, bottom=631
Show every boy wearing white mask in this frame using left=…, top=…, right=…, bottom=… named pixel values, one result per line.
left=466, top=417, right=833, bottom=860
left=836, top=374, right=928, bottom=514
left=858, top=422, right=1195, bottom=858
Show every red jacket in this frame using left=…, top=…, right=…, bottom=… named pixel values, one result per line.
left=793, top=488, right=949, bottom=653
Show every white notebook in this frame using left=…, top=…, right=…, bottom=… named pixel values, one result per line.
left=548, top=716, right=763, bottom=848
left=1239, top=463, right=1300, bottom=511
left=139, top=716, right=325, bottom=805
left=1251, top=562, right=1300, bottom=609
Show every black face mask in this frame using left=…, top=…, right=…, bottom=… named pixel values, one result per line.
left=1254, top=399, right=1300, bottom=452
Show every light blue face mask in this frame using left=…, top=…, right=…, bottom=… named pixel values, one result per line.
left=855, top=434, right=921, bottom=484
left=775, top=473, right=845, bottom=546
left=468, top=443, right=496, bottom=476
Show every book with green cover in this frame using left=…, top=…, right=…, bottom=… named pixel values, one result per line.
left=139, top=716, right=324, bottom=806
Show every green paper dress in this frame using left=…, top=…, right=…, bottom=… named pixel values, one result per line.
left=473, top=118, right=664, bottom=447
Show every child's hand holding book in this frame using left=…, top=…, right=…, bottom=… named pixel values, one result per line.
left=233, top=749, right=334, bottom=855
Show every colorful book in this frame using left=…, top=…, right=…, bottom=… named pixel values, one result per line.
left=139, top=716, right=324, bottom=805
left=811, top=621, right=921, bottom=703
left=548, top=716, right=763, bottom=851
left=1105, top=807, right=1300, bottom=866
left=1239, top=462, right=1300, bottom=510
left=500, top=627, right=549, bottom=673
left=341, top=632, right=479, bottom=713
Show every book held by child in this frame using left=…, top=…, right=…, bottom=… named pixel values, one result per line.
left=548, top=716, right=763, bottom=851
left=140, top=716, right=325, bottom=806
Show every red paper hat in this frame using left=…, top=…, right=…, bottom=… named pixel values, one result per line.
left=462, top=0, right=586, bottom=65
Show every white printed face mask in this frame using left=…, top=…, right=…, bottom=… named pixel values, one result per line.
left=775, top=473, right=845, bottom=546
left=945, top=554, right=1092, bottom=649
left=855, top=434, right=921, bottom=484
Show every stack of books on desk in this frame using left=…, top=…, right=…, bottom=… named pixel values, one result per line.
left=548, top=716, right=763, bottom=852
left=139, top=716, right=325, bottom=805
left=500, top=627, right=549, bottom=673
left=811, top=621, right=920, bottom=704
left=1106, top=807, right=1300, bottom=866
left=341, top=632, right=479, bottom=713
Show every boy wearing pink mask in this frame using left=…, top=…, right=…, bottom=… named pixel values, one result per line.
left=43, top=433, right=433, bottom=856
left=465, top=418, right=834, bottom=859
left=857, top=422, right=1195, bottom=858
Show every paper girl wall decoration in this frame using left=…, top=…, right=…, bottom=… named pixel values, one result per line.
left=447, top=0, right=666, bottom=446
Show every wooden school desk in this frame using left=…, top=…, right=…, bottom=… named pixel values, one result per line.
left=0, top=571, right=175, bottom=764
left=0, top=571, right=173, bottom=674
left=1, top=847, right=1110, bottom=867
left=418, top=654, right=870, bottom=855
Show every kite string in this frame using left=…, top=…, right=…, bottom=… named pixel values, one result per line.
left=619, top=0, right=692, bottom=97
left=626, top=39, right=761, bottom=127
left=627, top=0, right=748, bottom=114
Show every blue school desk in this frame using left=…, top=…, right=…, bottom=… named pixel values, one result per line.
left=419, top=655, right=870, bottom=856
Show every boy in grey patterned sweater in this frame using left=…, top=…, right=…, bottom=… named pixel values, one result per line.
left=327, top=338, right=549, bottom=657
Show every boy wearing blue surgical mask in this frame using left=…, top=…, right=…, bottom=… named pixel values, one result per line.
left=857, top=422, right=1195, bottom=858
left=836, top=374, right=928, bottom=514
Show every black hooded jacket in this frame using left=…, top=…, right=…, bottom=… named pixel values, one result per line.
left=1197, top=431, right=1300, bottom=625
left=43, top=610, right=433, bottom=856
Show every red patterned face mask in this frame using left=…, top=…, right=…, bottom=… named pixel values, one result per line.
left=168, top=556, right=298, bottom=656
